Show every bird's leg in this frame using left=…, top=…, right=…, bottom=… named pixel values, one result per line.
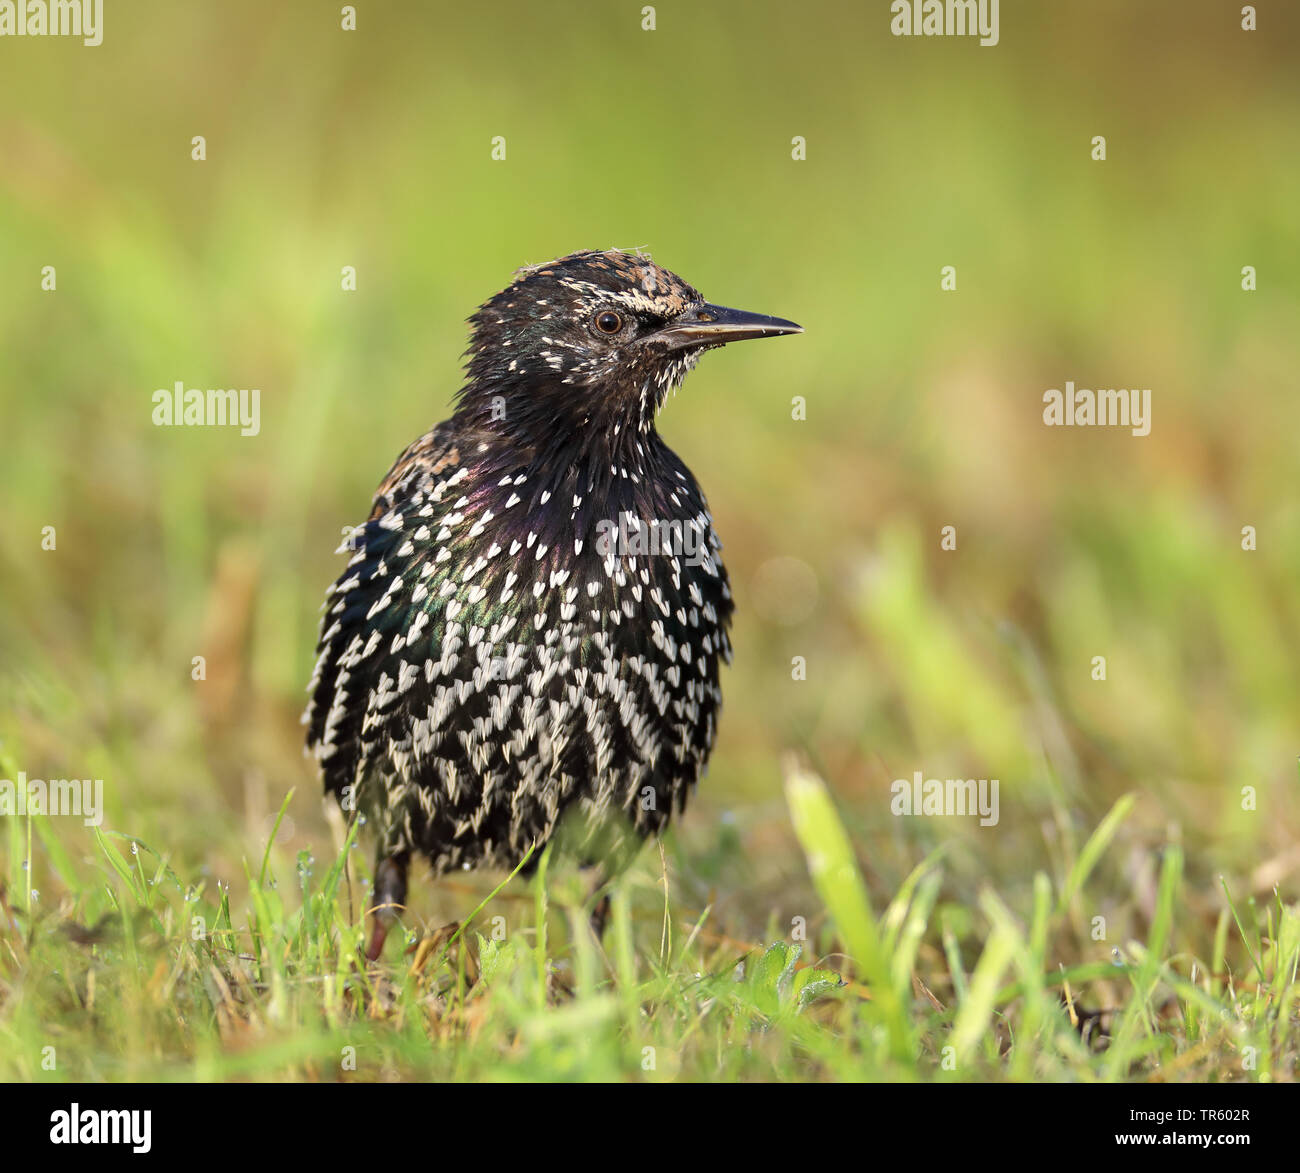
left=584, top=865, right=612, bottom=941
left=365, top=853, right=408, bottom=962
left=589, top=892, right=612, bottom=940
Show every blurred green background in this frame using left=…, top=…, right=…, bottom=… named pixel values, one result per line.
left=2, top=0, right=1297, bottom=947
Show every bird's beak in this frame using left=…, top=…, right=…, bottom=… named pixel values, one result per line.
left=657, top=303, right=803, bottom=351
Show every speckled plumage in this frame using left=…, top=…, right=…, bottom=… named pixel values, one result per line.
left=303, top=250, right=800, bottom=953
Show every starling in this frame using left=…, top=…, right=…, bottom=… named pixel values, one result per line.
left=304, top=249, right=801, bottom=958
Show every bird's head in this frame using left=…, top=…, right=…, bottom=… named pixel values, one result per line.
left=456, top=250, right=801, bottom=453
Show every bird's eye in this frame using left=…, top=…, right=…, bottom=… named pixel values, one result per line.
left=594, top=310, right=623, bottom=334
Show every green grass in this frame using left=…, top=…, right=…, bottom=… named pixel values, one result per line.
left=2, top=767, right=1295, bottom=1082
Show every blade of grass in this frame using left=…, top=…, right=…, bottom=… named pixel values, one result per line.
left=1057, top=792, right=1136, bottom=914
left=783, top=759, right=912, bottom=1063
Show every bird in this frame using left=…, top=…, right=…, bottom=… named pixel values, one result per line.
left=304, top=249, right=801, bottom=959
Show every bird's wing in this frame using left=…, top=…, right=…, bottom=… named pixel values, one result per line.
left=304, top=419, right=471, bottom=804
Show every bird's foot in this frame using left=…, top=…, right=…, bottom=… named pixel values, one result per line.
left=408, top=921, right=460, bottom=968
left=364, top=854, right=408, bottom=962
